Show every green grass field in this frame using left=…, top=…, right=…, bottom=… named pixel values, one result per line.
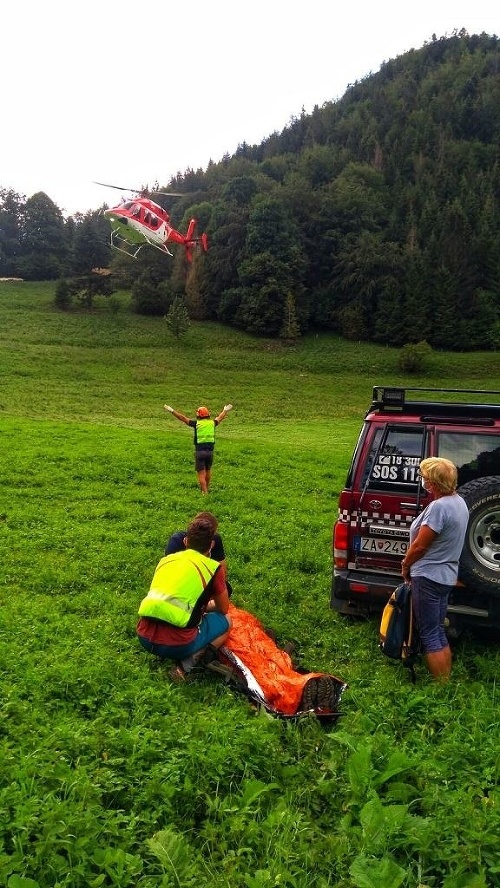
left=1, top=282, right=499, bottom=888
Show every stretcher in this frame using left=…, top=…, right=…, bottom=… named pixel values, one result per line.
left=204, top=604, right=347, bottom=722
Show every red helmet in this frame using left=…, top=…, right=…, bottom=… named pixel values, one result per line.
left=196, top=406, right=210, bottom=418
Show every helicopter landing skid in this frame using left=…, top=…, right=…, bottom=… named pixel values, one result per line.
left=110, top=230, right=174, bottom=259
left=110, top=231, right=144, bottom=259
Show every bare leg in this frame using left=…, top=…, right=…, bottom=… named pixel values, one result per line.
left=208, top=626, right=230, bottom=649
left=443, top=644, right=452, bottom=674
left=205, top=468, right=212, bottom=492
left=196, top=469, right=208, bottom=494
left=425, top=645, right=452, bottom=681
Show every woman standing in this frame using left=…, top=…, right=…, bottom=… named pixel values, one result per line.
left=401, top=457, right=469, bottom=680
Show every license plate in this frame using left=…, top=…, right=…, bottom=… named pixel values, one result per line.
left=359, top=537, right=408, bottom=556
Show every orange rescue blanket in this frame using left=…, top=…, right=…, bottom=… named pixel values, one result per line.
left=217, top=603, right=346, bottom=718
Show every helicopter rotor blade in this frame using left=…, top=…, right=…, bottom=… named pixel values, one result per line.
left=94, top=181, right=186, bottom=197
left=154, top=190, right=187, bottom=198
left=93, top=181, right=137, bottom=192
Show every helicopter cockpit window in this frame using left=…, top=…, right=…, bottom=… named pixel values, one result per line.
left=131, top=204, right=141, bottom=217
left=144, top=212, right=151, bottom=225
left=149, top=214, right=159, bottom=228
left=123, top=201, right=135, bottom=210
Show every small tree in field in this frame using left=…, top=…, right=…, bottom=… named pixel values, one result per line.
left=165, top=296, right=190, bottom=340
left=397, top=340, right=433, bottom=374
left=54, top=278, right=72, bottom=310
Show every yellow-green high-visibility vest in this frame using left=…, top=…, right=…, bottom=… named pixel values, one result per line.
left=138, top=549, right=219, bottom=628
left=195, top=419, right=216, bottom=445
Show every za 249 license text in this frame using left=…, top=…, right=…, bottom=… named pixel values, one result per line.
left=357, top=537, right=408, bottom=556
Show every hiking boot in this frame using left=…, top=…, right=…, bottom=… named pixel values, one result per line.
left=300, top=679, right=318, bottom=711
left=316, top=676, right=336, bottom=710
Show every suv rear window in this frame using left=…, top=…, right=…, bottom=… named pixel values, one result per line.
left=363, top=429, right=500, bottom=489
left=363, top=425, right=425, bottom=488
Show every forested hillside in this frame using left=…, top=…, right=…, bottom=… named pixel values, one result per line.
left=1, top=30, right=499, bottom=349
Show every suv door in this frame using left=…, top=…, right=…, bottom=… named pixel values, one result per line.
left=351, top=422, right=429, bottom=584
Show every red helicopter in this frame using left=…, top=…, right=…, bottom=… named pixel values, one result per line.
left=95, top=182, right=208, bottom=261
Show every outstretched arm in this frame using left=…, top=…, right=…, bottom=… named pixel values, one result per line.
left=164, top=405, right=191, bottom=425
left=215, top=403, right=233, bottom=423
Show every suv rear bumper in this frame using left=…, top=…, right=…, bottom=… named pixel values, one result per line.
left=331, top=570, right=398, bottom=616
left=332, top=570, right=500, bottom=629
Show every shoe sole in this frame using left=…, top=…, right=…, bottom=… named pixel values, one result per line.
left=300, top=679, right=318, bottom=710
left=316, top=676, right=336, bottom=710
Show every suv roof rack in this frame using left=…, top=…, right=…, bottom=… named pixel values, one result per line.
left=371, top=386, right=500, bottom=419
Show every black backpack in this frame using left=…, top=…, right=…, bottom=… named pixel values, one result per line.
left=379, top=582, right=420, bottom=682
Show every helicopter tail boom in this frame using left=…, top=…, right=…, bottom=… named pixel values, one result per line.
left=181, top=219, right=208, bottom=261
left=185, top=219, right=197, bottom=242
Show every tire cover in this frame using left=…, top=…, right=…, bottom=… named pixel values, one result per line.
left=458, top=476, right=500, bottom=596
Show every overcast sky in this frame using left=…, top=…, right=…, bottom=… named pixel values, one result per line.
left=2, top=0, right=498, bottom=216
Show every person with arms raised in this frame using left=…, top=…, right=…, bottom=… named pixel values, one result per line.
left=164, top=402, right=233, bottom=494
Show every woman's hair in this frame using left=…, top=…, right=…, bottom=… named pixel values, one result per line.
left=186, top=513, right=217, bottom=553
left=420, top=457, right=458, bottom=494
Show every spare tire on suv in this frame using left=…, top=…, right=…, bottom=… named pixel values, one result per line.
left=458, top=476, right=500, bottom=595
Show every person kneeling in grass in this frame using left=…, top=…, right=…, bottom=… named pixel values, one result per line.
left=137, top=513, right=231, bottom=678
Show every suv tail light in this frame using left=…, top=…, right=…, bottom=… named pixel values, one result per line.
left=333, top=521, right=349, bottom=569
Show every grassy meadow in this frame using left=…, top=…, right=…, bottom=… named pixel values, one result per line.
left=1, top=281, right=500, bottom=888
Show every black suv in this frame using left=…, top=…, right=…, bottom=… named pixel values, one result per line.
left=331, top=386, right=500, bottom=633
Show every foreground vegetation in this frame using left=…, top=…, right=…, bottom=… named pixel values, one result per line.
left=1, top=282, right=500, bottom=887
